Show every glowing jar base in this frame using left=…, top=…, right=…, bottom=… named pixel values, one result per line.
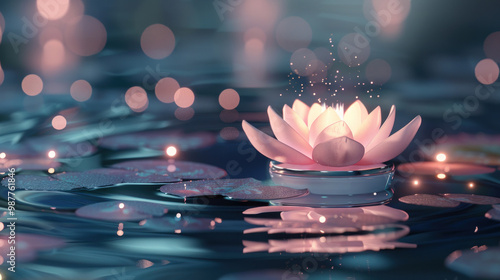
left=269, top=161, right=395, bottom=207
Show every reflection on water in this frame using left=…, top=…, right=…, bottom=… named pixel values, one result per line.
left=243, top=205, right=415, bottom=253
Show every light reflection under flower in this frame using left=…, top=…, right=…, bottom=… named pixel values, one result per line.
left=242, top=205, right=415, bottom=253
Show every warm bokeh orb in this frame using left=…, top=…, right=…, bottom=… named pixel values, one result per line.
left=475, top=58, right=499, bottom=85
left=165, top=146, right=177, bottom=157
left=141, top=24, right=176, bottom=59
left=218, top=89, right=240, bottom=110
left=70, top=80, right=92, bottom=102
left=125, top=86, right=149, bottom=112
left=52, top=115, right=67, bottom=130
left=37, top=0, right=70, bottom=20
left=155, top=77, right=179, bottom=103
left=290, top=48, right=317, bottom=76
left=338, top=33, right=371, bottom=67
left=22, top=74, right=44, bottom=96
left=64, top=15, right=107, bottom=56
left=484, top=31, right=500, bottom=62
left=174, top=87, right=195, bottom=108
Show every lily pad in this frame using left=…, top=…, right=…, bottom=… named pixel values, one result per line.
left=442, top=193, right=500, bottom=205
left=1, top=174, right=81, bottom=191
left=111, top=159, right=227, bottom=179
left=160, top=178, right=308, bottom=200
left=398, top=194, right=460, bottom=207
left=75, top=201, right=168, bottom=221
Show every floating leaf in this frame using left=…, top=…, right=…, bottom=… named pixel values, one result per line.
left=112, top=159, right=227, bottom=179
left=75, top=201, right=168, bottom=221
left=398, top=194, right=460, bottom=207
left=160, top=178, right=308, bottom=200
left=446, top=247, right=500, bottom=279
left=443, top=193, right=500, bottom=205
left=1, top=174, right=81, bottom=191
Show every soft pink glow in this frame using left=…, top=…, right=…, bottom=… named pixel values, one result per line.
left=0, top=12, right=4, bottom=44
left=338, top=33, right=371, bottom=67
left=276, top=16, right=312, bottom=52
left=41, top=39, right=66, bottom=73
left=64, top=15, right=107, bottom=56
left=242, top=100, right=421, bottom=168
left=70, top=80, right=92, bottom=102
left=398, top=162, right=495, bottom=176
left=366, top=59, right=391, bottom=85
left=484, top=31, right=500, bottom=62
left=37, top=0, right=69, bottom=20
left=475, top=58, right=499, bottom=85
left=22, top=74, right=44, bottom=96
left=290, top=48, right=317, bottom=76
left=52, top=115, right=67, bottom=130
left=175, top=107, right=194, bottom=121
left=155, top=77, right=179, bottom=103
left=125, top=86, right=148, bottom=112
left=219, top=89, right=240, bottom=110
left=141, top=24, right=175, bottom=59
left=0, top=62, right=4, bottom=86
left=174, top=87, right=195, bottom=108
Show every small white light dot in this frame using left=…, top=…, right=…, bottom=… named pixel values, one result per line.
left=166, top=146, right=177, bottom=157
left=0, top=153, right=5, bottom=159
left=48, top=150, right=56, bottom=158
left=119, top=203, right=125, bottom=209
left=436, top=153, right=447, bottom=162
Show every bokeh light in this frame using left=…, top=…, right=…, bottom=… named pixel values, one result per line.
left=338, top=33, right=371, bottom=67
left=22, top=74, right=44, bottom=96
left=0, top=152, right=5, bottom=159
left=218, top=89, right=240, bottom=110
left=41, top=39, right=66, bottom=73
left=484, top=31, right=500, bottom=62
left=365, top=59, right=392, bottom=85
left=70, top=80, right=92, bottom=102
left=276, top=16, right=312, bottom=52
left=52, top=115, right=67, bottom=130
left=290, top=48, right=317, bottom=76
left=174, top=87, right=195, bottom=108
left=436, top=153, right=447, bottom=162
left=141, top=24, right=176, bottom=59
left=125, top=86, right=149, bottom=112
left=48, top=150, right=56, bottom=159
left=165, top=146, right=177, bottom=157
left=48, top=168, right=55, bottom=174
left=174, top=107, right=194, bottom=121
left=475, top=58, right=499, bottom=85
left=0, top=62, right=4, bottom=86
left=437, top=173, right=447, bottom=180
left=155, top=77, right=179, bottom=103
left=64, top=15, right=107, bottom=56
left=37, top=0, right=70, bottom=20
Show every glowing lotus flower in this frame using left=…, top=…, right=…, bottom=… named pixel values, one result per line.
left=242, top=99, right=421, bottom=167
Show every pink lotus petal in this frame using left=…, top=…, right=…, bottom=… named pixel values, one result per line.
left=367, top=105, right=396, bottom=151
left=397, top=162, right=495, bottom=176
left=292, top=99, right=310, bottom=124
left=268, top=106, right=312, bottom=157
left=312, top=136, right=365, bottom=167
left=353, top=106, right=381, bottom=148
left=359, top=116, right=421, bottom=164
left=344, top=100, right=369, bottom=133
left=313, top=121, right=353, bottom=147
left=307, top=103, right=323, bottom=128
left=242, top=120, right=314, bottom=164
left=399, top=194, right=460, bottom=207
left=283, top=104, right=309, bottom=142
left=276, top=162, right=385, bottom=171
left=309, top=107, right=341, bottom=145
